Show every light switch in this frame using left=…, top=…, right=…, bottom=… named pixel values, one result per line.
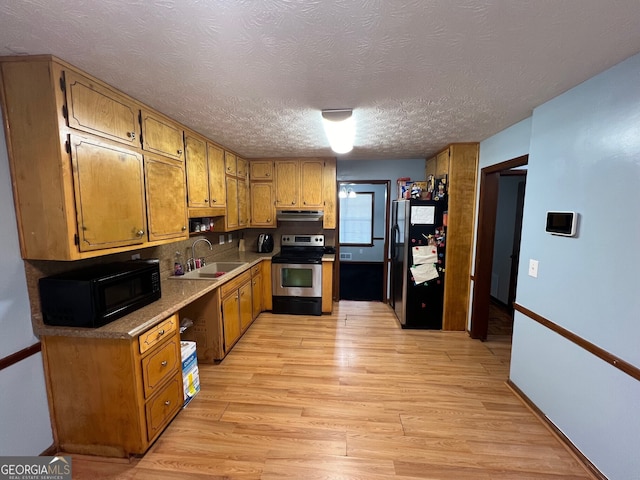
left=528, top=259, right=539, bottom=278
left=219, top=235, right=225, bottom=245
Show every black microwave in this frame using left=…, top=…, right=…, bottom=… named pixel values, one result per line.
left=39, top=259, right=161, bottom=328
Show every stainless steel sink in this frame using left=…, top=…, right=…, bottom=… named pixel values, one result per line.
left=171, top=261, right=247, bottom=280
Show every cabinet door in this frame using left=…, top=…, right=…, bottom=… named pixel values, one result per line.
left=300, top=160, right=323, bottom=207
left=251, top=272, right=262, bottom=320
left=322, top=158, right=337, bottom=229
left=69, top=135, right=147, bottom=251
left=225, top=176, right=239, bottom=229
left=239, top=281, right=253, bottom=331
left=207, top=143, right=226, bottom=207
left=436, top=149, right=450, bottom=177
left=184, top=132, right=209, bottom=208
left=140, top=109, right=185, bottom=161
left=250, top=160, right=273, bottom=180
left=274, top=160, right=299, bottom=207
left=145, top=155, right=188, bottom=241
left=238, top=178, right=249, bottom=227
left=224, top=151, right=237, bottom=176
left=221, top=293, right=241, bottom=351
left=250, top=182, right=275, bottom=227
left=64, top=69, right=141, bottom=147
left=237, top=157, right=248, bottom=179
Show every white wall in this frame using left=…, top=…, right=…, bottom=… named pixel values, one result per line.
left=0, top=126, right=53, bottom=454
left=509, top=54, right=640, bottom=479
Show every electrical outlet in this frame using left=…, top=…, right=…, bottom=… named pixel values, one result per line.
left=219, top=235, right=225, bottom=245
left=528, top=259, right=539, bottom=278
left=228, top=233, right=233, bottom=243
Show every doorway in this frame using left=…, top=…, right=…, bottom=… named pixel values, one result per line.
left=336, top=180, right=390, bottom=302
left=470, top=155, right=528, bottom=340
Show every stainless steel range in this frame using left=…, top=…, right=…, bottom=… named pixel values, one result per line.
left=271, top=234, right=325, bottom=316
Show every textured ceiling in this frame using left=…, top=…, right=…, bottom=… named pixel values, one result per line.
left=1, top=1, right=640, bottom=160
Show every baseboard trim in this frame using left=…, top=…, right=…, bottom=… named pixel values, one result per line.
left=40, top=444, right=58, bottom=456
left=506, top=380, right=606, bottom=480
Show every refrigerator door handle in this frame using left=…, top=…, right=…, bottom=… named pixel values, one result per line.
left=391, top=224, right=400, bottom=261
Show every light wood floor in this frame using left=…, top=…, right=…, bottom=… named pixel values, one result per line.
left=71, top=301, right=593, bottom=479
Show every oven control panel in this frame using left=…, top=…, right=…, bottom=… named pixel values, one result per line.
left=281, top=234, right=325, bottom=247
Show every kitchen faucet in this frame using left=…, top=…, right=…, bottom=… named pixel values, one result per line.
left=189, top=238, right=213, bottom=270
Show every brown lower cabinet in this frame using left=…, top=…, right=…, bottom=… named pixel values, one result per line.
left=41, top=314, right=182, bottom=457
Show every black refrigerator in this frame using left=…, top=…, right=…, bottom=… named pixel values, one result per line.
left=391, top=199, right=447, bottom=329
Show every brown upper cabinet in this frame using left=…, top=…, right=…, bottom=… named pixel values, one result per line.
left=140, top=109, right=185, bottom=161
left=183, top=131, right=227, bottom=219
left=63, top=69, right=141, bottom=147
left=274, top=159, right=324, bottom=208
left=224, top=151, right=249, bottom=230
left=0, top=55, right=188, bottom=260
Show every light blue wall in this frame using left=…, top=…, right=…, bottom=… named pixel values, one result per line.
left=337, top=158, right=426, bottom=187
left=0, top=126, right=53, bottom=454
left=510, top=53, right=640, bottom=479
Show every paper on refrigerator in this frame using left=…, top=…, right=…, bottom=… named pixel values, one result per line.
left=410, top=245, right=439, bottom=283
left=412, top=245, right=437, bottom=265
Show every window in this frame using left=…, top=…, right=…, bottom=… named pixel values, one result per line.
left=339, top=192, right=374, bottom=245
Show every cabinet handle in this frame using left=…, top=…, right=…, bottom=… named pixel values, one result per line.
left=292, top=201, right=296, bottom=205
left=127, top=131, right=136, bottom=140
left=177, top=149, right=183, bottom=155
left=158, top=329, right=165, bottom=336
left=164, top=400, right=171, bottom=406
left=267, top=218, right=271, bottom=222
left=136, top=230, right=145, bottom=237
left=266, top=173, right=270, bottom=177
left=161, top=360, right=168, bottom=367
left=211, top=198, right=216, bottom=203
left=182, top=225, right=187, bottom=231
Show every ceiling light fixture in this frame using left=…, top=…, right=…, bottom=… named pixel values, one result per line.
left=322, top=109, right=355, bottom=154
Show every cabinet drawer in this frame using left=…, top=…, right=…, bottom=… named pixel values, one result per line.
left=139, top=315, right=178, bottom=355
left=251, top=263, right=261, bottom=277
left=141, top=337, right=180, bottom=398
left=145, top=372, right=182, bottom=442
left=220, top=270, right=251, bottom=298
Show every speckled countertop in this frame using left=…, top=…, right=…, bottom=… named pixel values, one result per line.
left=33, top=251, right=335, bottom=340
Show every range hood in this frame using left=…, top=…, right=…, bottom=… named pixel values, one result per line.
left=276, top=210, right=324, bottom=222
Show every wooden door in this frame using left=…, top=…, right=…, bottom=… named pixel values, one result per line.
left=224, top=151, right=237, bottom=176
left=184, top=132, right=209, bottom=208
left=69, top=135, right=147, bottom=251
left=251, top=271, right=262, bottom=320
left=236, top=156, right=248, bottom=179
left=250, top=160, right=273, bottom=180
left=145, top=155, right=188, bottom=241
left=140, top=109, right=184, bottom=161
left=238, top=177, right=249, bottom=227
left=250, top=182, right=275, bottom=226
left=221, top=293, right=241, bottom=352
left=225, top=176, right=239, bottom=229
left=64, top=69, right=141, bottom=147
left=275, top=160, right=299, bottom=207
left=322, top=158, right=337, bottom=229
left=239, top=281, right=253, bottom=331
left=300, top=160, right=323, bottom=207
left=207, top=143, right=226, bottom=207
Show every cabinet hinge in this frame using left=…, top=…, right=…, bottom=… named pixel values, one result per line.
left=62, top=105, right=68, bottom=120
left=65, top=140, right=71, bottom=154
left=59, top=74, right=66, bottom=92
left=73, top=234, right=79, bottom=246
